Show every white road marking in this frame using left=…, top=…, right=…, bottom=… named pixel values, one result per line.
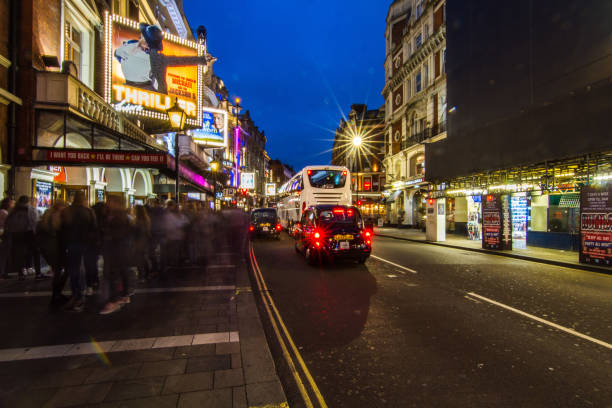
left=0, top=285, right=235, bottom=298
left=0, top=331, right=240, bottom=362
left=467, top=292, right=612, bottom=350
left=464, top=295, right=482, bottom=304
left=371, top=255, right=418, bottom=274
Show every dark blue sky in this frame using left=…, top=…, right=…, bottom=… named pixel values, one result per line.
left=183, top=0, right=388, bottom=171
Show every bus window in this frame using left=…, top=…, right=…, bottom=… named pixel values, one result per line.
left=308, top=170, right=347, bottom=189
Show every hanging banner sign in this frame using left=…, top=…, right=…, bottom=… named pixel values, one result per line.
left=482, top=194, right=512, bottom=250
left=240, top=173, right=255, bottom=190
left=188, top=107, right=228, bottom=147
left=40, top=149, right=167, bottom=165
left=265, top=183, right=276, bottom=196
left=105, top=13, right=207, bottom=128
left=580, top=184, right=612, bottom=266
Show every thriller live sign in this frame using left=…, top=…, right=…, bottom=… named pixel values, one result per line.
left=104, top=13, right=206, bottom=129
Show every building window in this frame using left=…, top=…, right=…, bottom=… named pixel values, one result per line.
left=424, top=24, right=429, bottom=40
left=415, top=72, right=422, bottom=93
left=415, top=0, right=423, bottom=20
left=64, top=21, right=82, bottom=77
left=415, top=33, right=422, bottom=50
left=423, top=63, right=429, bottom=87
left=407, top=79, right=411, bottom=98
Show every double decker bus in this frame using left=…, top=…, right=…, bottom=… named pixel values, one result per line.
left=277, top=165, right=352, bottom=230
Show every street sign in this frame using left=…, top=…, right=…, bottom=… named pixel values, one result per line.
left=265, top=183, right=276, bottom=196
left=240, top=173, right=255, bottom=189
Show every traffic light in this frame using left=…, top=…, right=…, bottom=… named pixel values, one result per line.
left=356, top=200, right=362, bottom=206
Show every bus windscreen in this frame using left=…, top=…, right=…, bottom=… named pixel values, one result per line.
left=308, top=170, right=347, bottom=189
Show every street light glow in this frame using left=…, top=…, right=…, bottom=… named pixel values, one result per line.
left=352, top=135, right=363, bottom=147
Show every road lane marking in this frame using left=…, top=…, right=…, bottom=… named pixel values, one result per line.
left=250, top=244, right=326, bottom=408
left=249, top=245, right=315, bottom=408
left=467, top=292, right=612, bottom=350
left=0, top=331, right=239, bottom=362
left=370, top=255, right=418, bottom=274
left=0, top=285, right=236, bottom=298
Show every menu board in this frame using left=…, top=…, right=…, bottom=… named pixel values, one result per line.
left=482, top=194, right=512, bottom=250
left=579, top=185, right=612, bottom=266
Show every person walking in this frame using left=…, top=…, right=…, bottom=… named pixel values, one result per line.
left=0, top=197, right=15, bottom=278
left=37, top=200, right=68, bottom=305
left=147, top=198, right=165, bottom=277
left=60, top=191, right=97, bottom=312
left=132, top=204, right=151, bottom=281
left=99, top=195, right=133, bottom=315
left=4, top=196, right=38, bottom=280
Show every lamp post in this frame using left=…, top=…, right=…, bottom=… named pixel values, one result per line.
left=167, top=100, right=187, bottom=202
left=210, top=160, right=219, bottom=211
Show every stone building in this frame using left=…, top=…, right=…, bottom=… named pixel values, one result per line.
left=382, top=0, right=447, bottom=227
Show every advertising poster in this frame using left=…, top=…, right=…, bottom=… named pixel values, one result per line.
left=34, top=180, right=53, bottom=213
left=580, top=185, right=612, bottom=266
left=240, top=173, right=255, bottom=190
left=265, top=183, right=276, bottom=196
left=482, top=194, right=512, bottom=250
left=189, top=108, right=228, bottom=147
left=106, top=14, right=206, bottom=127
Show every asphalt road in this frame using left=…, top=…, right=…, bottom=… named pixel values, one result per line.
left=251, top=233, right=612, bottom=408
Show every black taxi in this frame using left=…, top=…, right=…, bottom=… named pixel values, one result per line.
left=249, top=208, right=282, bottom=240
left=294, top=205, right=372, bottom=265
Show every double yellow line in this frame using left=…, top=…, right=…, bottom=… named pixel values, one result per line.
left=249, top=244, right=328, bottom=408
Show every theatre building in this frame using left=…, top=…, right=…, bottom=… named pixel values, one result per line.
left=10, top=0, right=214, bottom=211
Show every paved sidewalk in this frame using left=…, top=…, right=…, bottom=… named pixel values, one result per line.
left=0, top=249, right=287, bottom=407
left=375, top=227, right=611, bottom=274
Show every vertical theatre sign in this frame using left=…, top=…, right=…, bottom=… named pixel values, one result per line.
left=482, top=194, right=512, bottom=250
left=105, top=13, right=207, bottom=129
left=580, top=185, right=612, bottom=266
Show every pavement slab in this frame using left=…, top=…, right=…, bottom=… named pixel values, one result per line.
left=177, top=388, right=233, bottom=408
left=162, top=371, right=214, bottom=394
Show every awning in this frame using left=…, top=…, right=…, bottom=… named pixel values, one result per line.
left=382, top=189, right=403, bottom=204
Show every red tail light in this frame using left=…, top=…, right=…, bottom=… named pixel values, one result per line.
left=364, top=230, right=372, bottom=238
left=314, top=231, right=321, bottom=239
left=366, top=240, right=371, bottom=246
left=249, top=225, right=254, bottom=232
left=332, top=208, right=345, bottom=215
left=276, top=224, right=282, bottom=231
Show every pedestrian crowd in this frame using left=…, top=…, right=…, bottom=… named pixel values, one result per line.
left=0, top=192, right=236, bottom=314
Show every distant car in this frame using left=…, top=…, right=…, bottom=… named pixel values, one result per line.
left=249, top=208, right=282, bottom=240
left=294, top=205, right=372, bottom=265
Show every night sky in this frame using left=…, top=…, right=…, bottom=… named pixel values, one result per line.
left=182, top=0, right=388, bottom=171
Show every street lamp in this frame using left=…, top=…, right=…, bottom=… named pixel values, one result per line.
left=211, top=160, right=219, bottom=211
left=352, top=135, right=363, bottom=147
left=167, top=100, right=187, bottom=201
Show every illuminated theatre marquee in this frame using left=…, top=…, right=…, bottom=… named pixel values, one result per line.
left=104, top=12, right=205, bottom=128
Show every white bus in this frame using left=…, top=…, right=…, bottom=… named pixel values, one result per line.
left=277, top=165, right=352, bottom=229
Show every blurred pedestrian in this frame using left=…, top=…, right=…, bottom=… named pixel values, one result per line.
left=162, top=200, right=187, bottom=271
left=0, top=197, right=15, bottom=278
left=37, top=200, right=68, bottom=305
left=147, top=198, right=165, bottom=276
left=132, top=204, right=151, bottom=281
left=100, top=195, right=133, bottom=315
left=5, top=196, right=40, bottom=280
left=60, top=191, right=97, bottom=312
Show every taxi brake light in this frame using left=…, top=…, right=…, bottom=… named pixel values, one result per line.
left=249, top=225, right=254, bottom=231
left=276, top=224, right=282, bottom=231
left=342, top=170, right=347, bottom=176
left=364, top=230, right=371, bottom=238
left=332, top=208, right=345, bottom=214
left=314, top=231, right=321, bottom=239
